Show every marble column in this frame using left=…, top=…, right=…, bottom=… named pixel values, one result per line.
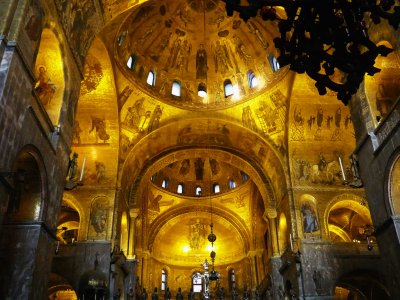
left=268, top=217, right=280, bottom=256
left=128, top=208, right=139, bottom=259
left=247, top=250, right=258, bottom=288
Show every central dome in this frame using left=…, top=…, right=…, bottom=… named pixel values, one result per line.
left=115, top=0, right=285, bottom=110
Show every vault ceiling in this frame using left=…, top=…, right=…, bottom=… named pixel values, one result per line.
left=113, top=0, right=284, bottom=110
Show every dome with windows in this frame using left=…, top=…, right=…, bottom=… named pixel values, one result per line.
left=115, top=0, right=287, bottom=110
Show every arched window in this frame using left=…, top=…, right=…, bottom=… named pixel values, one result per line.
left=228, top=179, right=236, bottom=189
left=147, top=70, right=156, bottom=86
left=161, top=269, right=168, bottom=291
left=127, top=54, right=137, bottom=70
left=268, top=54, right=280, bottom=72
left=150, top=174, right=157, bottom=182
left=247, top=70, right=258, bottom=88
left=161, top=178, right=169, bottom=189
left=240, top=171, right=248, bottom=182
left=224, top=79, right=234, bottom=97
left=213, top=183, right=220, bottom=194
left=195, top=186, right=202, bottom=196
left=228, top=269, right=236, bottom=291
left=117, top=31, right=127, bottom=46
left=172, top=80, right=181, bottom=96
left=120, top=211, right=129, bottom=253
left=193, top=272, right=202, bottom=292
left=6, top=146, right=45, bottom=221
left=177, top=183, right=184, bottom=194
left=57, top=201, right=80, bottom=244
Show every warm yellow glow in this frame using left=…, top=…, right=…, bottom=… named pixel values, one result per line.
left=35, top=29, right=65, bottom=124
left=328, top=224, right=352, bottom=242
left=278, top=213, right=288, bottom=253
left=279, top=213, right=287, bottom=230
left=121, top=212, right=129, bottom=254
left=207, top=244, right=217, bottom=252
left=183, top=245, right=190, bottom=253
left=91, top=147, right=98, bottom=161
left=121, top=213, right=127, bottom=226
left=232, top=84, right=240, bottom=101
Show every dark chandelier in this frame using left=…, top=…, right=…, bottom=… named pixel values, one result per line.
left=223, top=0, right=400, bottom=104
left=207, top=223, right=219, bottom=281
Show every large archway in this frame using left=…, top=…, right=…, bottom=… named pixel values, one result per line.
left=334, top=270, right=390, bottom=300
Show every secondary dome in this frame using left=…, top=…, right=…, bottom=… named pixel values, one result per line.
left=115, top=0, right=285, bottom=110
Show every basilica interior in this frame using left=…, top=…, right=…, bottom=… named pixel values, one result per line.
left=0, top=0, right=400, bottom=299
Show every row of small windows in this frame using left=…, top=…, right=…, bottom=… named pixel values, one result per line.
left=126, top=53, right=280, bottom=97
left=154, top=171, right=248, bottom=195
left=159, top=179, right=238, bottom=195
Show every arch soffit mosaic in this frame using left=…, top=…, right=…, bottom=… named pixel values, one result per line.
left=147, top=205, right=251, bottom=254
left=323, top=194, right=371, bottom=235
left=120, top=119, right=288, bottom=214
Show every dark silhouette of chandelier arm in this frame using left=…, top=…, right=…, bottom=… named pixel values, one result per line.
left=223, top=0, right=400, bottom=103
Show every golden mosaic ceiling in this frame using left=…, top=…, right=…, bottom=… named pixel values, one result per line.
left=115, top=0, right=284, bottom=110
left=151, top=212, right=246, bottom=266
left=152, top=157, right=249, bottom=197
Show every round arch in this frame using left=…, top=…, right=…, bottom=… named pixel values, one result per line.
left=324, top=194, right=372, bottom=242
left=333, top=269, right=390, bottom=300
left=147, top=205, right=251, bottom=255
left=6, top=144, right=48, bottom=222
left=48, top=272, right=78, bottom=299
left=385, top=148, right=400, bottom=215
left=63, top=193, right=86, bottom=241
left=120, top=118, right=288, bottom=216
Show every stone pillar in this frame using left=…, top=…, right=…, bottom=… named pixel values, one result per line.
left=140, top=251, right=151, bottom=289
left=247, top=250, right=258, bottom=288
left=268, top=217, right=279, bottom=256
left=125, top=258, right=139, bottom=300
left=128, top=208, right=139, bottom=259
left=0, top=223, right=54, bottom=300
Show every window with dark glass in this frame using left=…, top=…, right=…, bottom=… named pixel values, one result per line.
left=247, top=70, right=258, bottom=88
left=228, top=179, right=236, bottom=189
left=162, top=178, right=169, bottom=189
left=268, top=54, right=280, bottom=72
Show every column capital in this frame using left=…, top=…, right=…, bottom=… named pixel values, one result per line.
left=264, top=208, right=277, bottom=219
left=129, top=208, right=140, bottom=219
